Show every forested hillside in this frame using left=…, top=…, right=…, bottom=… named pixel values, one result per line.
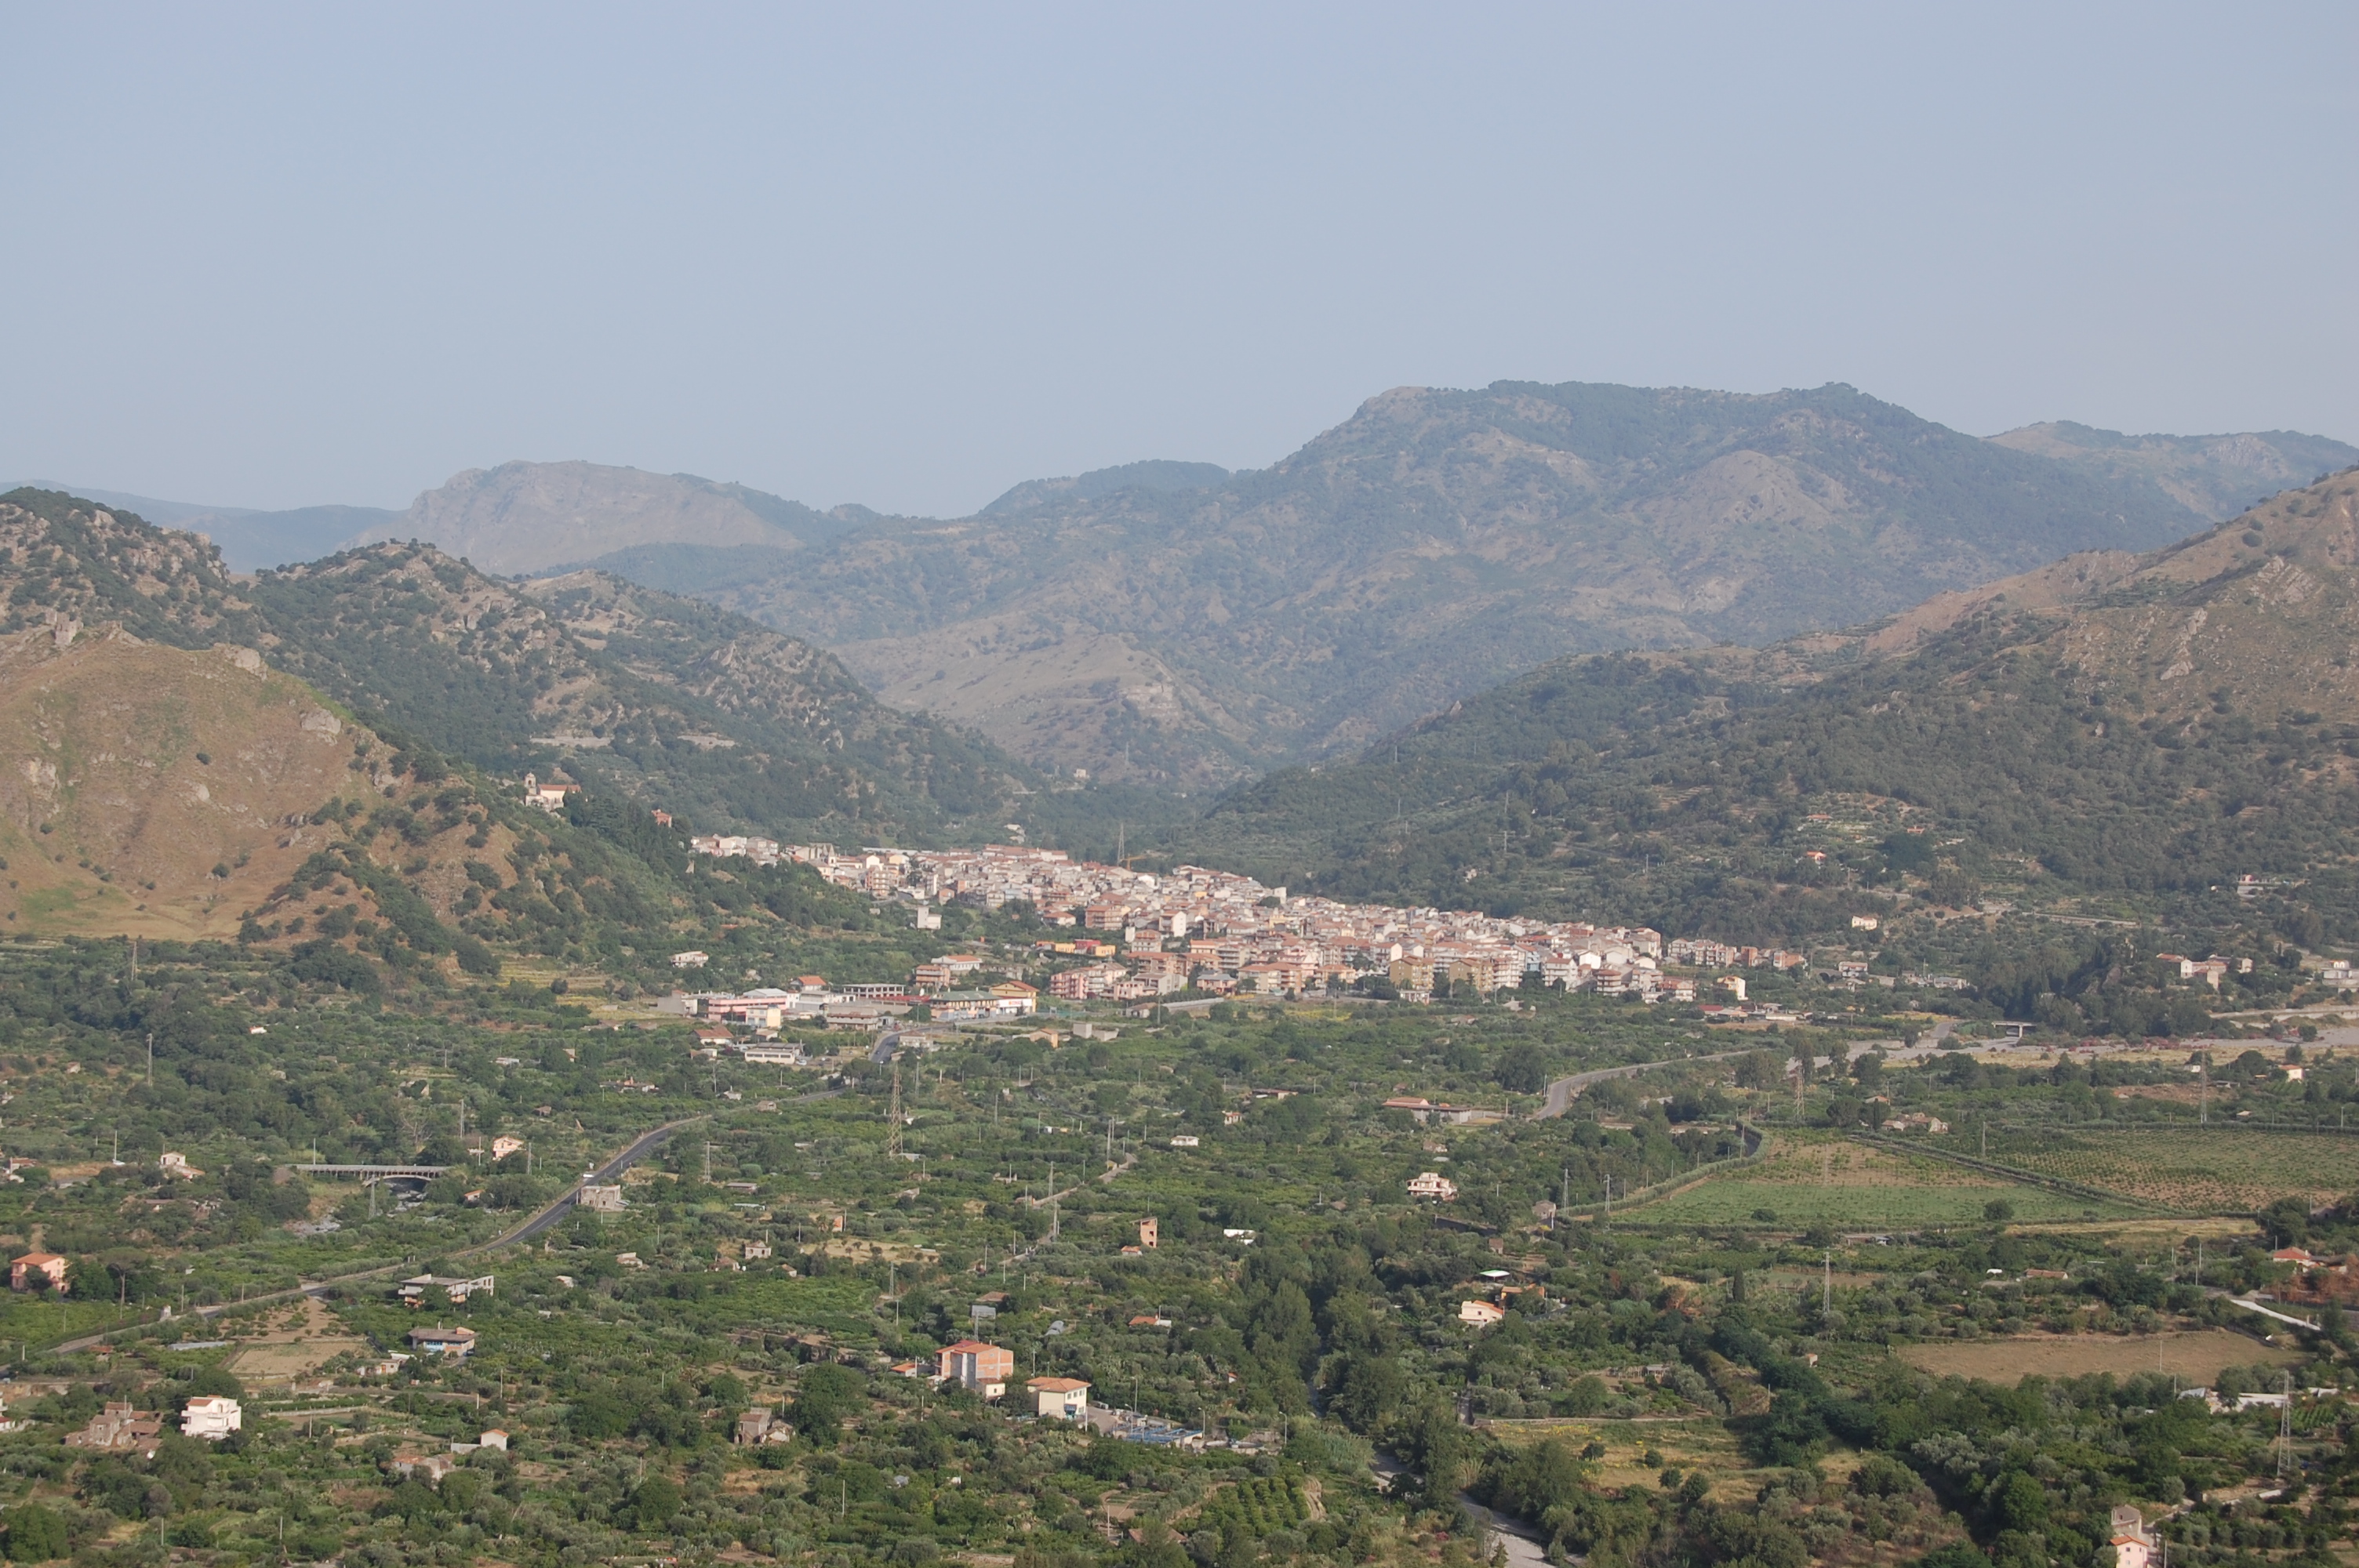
left=1180, top=468, right=2359, bottom=1017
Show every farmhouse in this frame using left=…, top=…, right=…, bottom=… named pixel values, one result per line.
left=65, top=1403, right=163, bottom=1455
left=1026, top=1376, right=1092, bottom=1421
left=9, top=1253, right=67, bottom=1292
left=734, top=1408, right=788, bottom=1445
left=181, top=1396, right=242, bottom=1440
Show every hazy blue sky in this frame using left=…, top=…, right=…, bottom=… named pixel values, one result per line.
left=5, top=4, right=2354, bottom=517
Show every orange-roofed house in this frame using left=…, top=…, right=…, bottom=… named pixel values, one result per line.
left=937, top=1340, right=1012, bottom=1399
left=1027, top=1376, right=1092, bottom=1421
left=10, top=1253, right=67, bottom=1293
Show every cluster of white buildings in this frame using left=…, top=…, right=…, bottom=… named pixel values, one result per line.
left=685, top=839, right=1815, bottom=1006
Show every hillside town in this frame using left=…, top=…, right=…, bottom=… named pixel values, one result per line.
left=683, top=834, right=1816, bottom=1012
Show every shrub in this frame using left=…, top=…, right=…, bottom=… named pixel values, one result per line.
left=2, top=1503, right=68, bottom=1562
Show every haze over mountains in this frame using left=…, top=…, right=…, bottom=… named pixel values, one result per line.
left=10, top=452, right=2359, bottom=960
left=23, top=379, right=2357, bottom=794
left=332, top=379, right=2354, bottom=788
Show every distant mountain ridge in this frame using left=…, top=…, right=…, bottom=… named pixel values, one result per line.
left=335, top=460, right=875, bottom=576
left=0, top=481, right=396, bottom=572
left=692, top=382, right=2354, bottom=787
left=34, top=383, right=2356, bottom=791
left=1986, top=421, right=2357, bottom=521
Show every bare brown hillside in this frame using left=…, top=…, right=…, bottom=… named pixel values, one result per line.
left=0, top=624, right=368, bottom=939
left=1848, top=466, right=2359, bottom=726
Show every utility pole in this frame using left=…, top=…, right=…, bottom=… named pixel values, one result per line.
left=1823, top=1251, right=1832, bottom=1317
left=147, top=1033, right=154, bottom=1090
left=886, top=1065, right=903, bottom=1160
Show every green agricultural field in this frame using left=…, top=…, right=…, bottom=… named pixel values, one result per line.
left=1631, top=1132, right=2140, bottom=1229
left=1987, top=1127, right=2358, bottom=1214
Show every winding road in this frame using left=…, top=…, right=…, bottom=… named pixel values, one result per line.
left=1535, top=1051, right=1752, bottom=1118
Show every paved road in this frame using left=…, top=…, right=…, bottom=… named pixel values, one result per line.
left=2226, top=1294, right=2319, bottom=1330
left=1535, top=1051, right=1752, bottom=1118
left=493, top=1113, right=708, bottom=1248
